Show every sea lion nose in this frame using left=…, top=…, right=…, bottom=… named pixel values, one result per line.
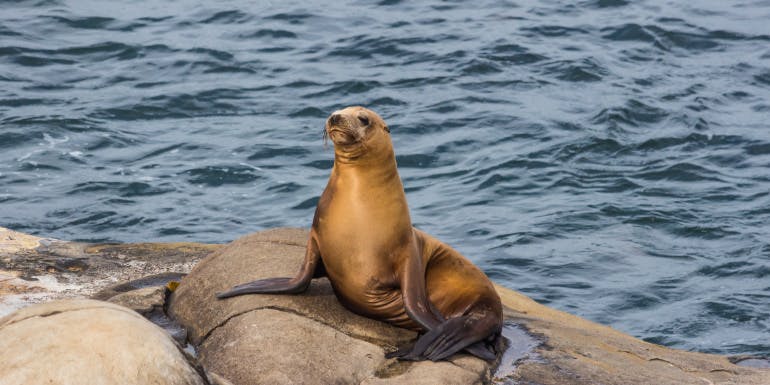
left=328, top=113, right=343, bottom=126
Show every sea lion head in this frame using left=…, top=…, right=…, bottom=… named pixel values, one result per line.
left=324, top=106, right=390, bottom=151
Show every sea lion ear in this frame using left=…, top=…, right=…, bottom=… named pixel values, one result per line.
left=384, top=125, right=390, bottom=133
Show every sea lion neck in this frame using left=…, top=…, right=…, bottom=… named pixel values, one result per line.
left=332, top=135, right=397, bottom=168
left=332, top=143, right=400, bottom=183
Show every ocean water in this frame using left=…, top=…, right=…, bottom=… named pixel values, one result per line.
left=1, top=0, right=769, bottom=356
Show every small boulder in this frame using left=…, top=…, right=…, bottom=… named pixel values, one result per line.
left=106, top=285, right=166, bottom=315
left=0, top=299, right=206, bottom=385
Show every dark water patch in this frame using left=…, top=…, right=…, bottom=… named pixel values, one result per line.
left=602, top=23, right=659, bottom=44
left=199, top=10, right=253, bottom=25
left=745, top=142, right=770, bottom=156
left=267, top=182, right=303, bottom=193
left=697, top=262, right=769, bottom=279
left=645, top=25, right=720, bottom=51
left=289, top=106, right=326, bottom=118
left=46, top=15, right=115, bottom=30
left=458, top=79, right=548, bottom=91
left=637, top=133, right=745, bottom=152
left=592, top=99, right=668, bottom=128
left=543, top=58, right=606, bottom=82
left=265, top=12, right=314, bottom=23
left=328, top=36, right=434, bottom=59
left=303, top=159, right=334, bottom=170
left=239, top=29, right=297, bottom=39
left=552, top=137, right=625, bottom=161
left=248, top=146, right=311, bottom=160
left=703, top=301, right=757, bottom=323
left=633, top=162, right=724, bottom=183
left=188, top=47, right=234, bottom=61
left=184, top=165, right=261, bottom=187
left=0, top=132, right=33, bottom=148
left=67, top=181, right=173, bottom=197
left=130, top=144, right=188, bottom=164
left=292, top=196, right=319, bottom=210
left=521, top=25, right=590, bottom=38
left=460, top=59, right=502, bottom=75
left=158, top=227, right=195, bottom=236
left=388, top=76, right=452, bottom=88
left=613, top=292, right=661, bottom=311
left=670, top=225, right=740, bottom=240
left=482, top=42, right=549, bottom=66
left=589, top=0, right=629, bottom=8
left=396, top=153, right=442, bottom=168
left=0, top=24, right=22, bottom=36
left=91, top=92, right=243, bottom=121
left=754, top=71, right=770, bottom=86
left=7, top=54, right=75, bottom=66
left=64, top=211, right=118, bottom=227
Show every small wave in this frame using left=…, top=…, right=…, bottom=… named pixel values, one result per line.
left=633, top=162, right=725, bottom=182
left=591, top=99, right=668, bottom=128
left=238, top=29, right=297, bottom=39
left=542, top=58, right=607, bottom=82
left=198, top=10, right=253, bottom=25
left=247, top=146, right=311, bottom=161
left=66, top=181, right=173, bottom=197
left=521, top=25, right=590, bottom=38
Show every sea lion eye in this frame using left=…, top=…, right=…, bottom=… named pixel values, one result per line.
left=358, top=115, right=370, bottom=126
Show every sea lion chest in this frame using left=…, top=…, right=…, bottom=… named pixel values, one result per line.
left=314, top=172, right=412, bottom=316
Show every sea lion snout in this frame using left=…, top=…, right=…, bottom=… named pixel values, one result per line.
left=328, top=113, right=344, bottom=126
left=325, top=109, right=363, bottom=146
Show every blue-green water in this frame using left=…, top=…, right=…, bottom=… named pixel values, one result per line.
left=1, top=0, right=769, bottom=356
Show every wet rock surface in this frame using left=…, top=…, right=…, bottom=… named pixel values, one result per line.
left=0, top=299, right=206, bottom=385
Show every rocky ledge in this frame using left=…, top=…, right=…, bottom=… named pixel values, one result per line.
left=1, top=226, right=768, bottom=385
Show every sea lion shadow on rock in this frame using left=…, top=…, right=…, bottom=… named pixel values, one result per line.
left=218, top=106, right=503, bottom=362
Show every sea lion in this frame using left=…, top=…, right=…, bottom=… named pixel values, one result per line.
left=217, top=106, right=503, bottom=361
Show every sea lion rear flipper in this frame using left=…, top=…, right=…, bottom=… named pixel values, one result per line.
left=387, top=315, right=499, bottom=361
left=216, top=234, right=323, bottom=299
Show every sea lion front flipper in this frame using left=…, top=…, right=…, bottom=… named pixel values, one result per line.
left=400, top=244, right=445, bottom=330
left=216, top=234, right=323, bottom=299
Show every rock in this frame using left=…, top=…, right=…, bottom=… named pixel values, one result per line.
left=169, top=228, right=770, bottom=385
left=361, top=361, right=483, bottom=385
left=169, top=228, right=416, bottom=347
left=0, top=299, right=206, bottom=385
left=495, top=287, right=770, bottom=385
left=0, top=225, right=219, bottom=318
left=200, top=309, right=387, bottom=384
left=92, top=272, right=186, bottom=301
left=3, top=227, right=769, bottom=385
left=107, top=285, right=166, bottom=315
left=169, top=228, right=492, bottom=385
